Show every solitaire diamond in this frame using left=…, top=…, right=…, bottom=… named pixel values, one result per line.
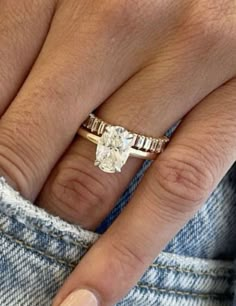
left=95, top=126, right=134, bottom=173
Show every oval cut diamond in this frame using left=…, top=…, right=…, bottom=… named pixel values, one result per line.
left=95, top=126, right=134, bottom=173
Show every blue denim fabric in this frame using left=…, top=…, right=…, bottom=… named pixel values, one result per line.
left=0, top=121, right=236, bottom=305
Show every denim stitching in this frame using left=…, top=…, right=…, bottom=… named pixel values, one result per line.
left=1, top=229, right=77, bottom=268
left=1, top=228, right=233, bottom=282
left=2, top=229, right=232, bottom=300
left=2, top=217, right=233, bottom=278
left=0, top=211, right=90, bottom=249
left=150, top=264, right=233, bottom=278
left=1, top=213, right=234, bottom=278
left=0, top=212, right=234, bottom=278
left=136, top=284, right=233, bottom=300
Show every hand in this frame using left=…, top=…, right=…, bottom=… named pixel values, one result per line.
left=0, top=1, right=235, bottom=306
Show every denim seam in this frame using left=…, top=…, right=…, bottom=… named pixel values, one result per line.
left=2, top=229, right=231, bottom=301
left=0, top=212, right=90, bottom=249
left=136, top=284, right=233, bottom=300
left=151, top=264, right=233, bottom=278
left=3, top=217, right=233, bottom=274
left=1, top=228, right=233, bottom=283
left=1, top=229, right=77, bottom=268
left=0, top=196, right=234, bottom=275
left=1, top=213, right=234, bottom=278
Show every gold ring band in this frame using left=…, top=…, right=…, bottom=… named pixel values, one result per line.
left=78, top=113, right=170, bottom=173
left=78, top=127, right=158, bottom=160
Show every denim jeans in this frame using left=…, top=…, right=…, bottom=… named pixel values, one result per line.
left=0, top=124, right=236, bottom=306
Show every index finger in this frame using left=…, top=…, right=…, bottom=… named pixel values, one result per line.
left=52, top=79, right=236, bottom=306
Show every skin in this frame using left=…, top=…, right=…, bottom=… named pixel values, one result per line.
left=0, top=0, right=236, bottom=305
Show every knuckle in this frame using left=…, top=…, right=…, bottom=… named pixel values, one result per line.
left=0, top=135, right=32, bottom=199
left=0, top=122, right=44, bottom=199
left=153, top=147, right=215, bottom=210
left=2, top=109, right=46, bottom=162
left=88, top=238, right=147, bottom=304
left=48, top=157, right=111, bottom=226
left=107, top=239, right=146, bottom=279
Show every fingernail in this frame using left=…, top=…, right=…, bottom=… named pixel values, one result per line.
left=59, top=289, right=98, bottom=306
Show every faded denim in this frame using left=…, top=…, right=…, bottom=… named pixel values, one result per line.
left=0, top=123, right=236, bottom=305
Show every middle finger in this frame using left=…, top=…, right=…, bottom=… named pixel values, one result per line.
left=37, top=12, right=236, bottom=230
left=0, top=0, right=166, bottom=200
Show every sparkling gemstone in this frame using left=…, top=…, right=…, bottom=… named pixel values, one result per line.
left=86, top=114, right=95, bottom=129
left=91, top=118, right=100, bottom=132
left=136, top=136, right=145, bottom=149
left=95, top=126, right=134, bottom=173
left=143, top=138, right=152, bottom=151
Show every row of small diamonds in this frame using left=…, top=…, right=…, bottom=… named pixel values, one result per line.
left=82, top=114, right=108, bottom=135
left=132, top=134, right=164, bottom=153
left=82, top=114, right=169, bottom=153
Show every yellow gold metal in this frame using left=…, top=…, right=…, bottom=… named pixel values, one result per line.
left=77, top=113, right=170, bottom=172
left=78, top=128, right=168, bottom=160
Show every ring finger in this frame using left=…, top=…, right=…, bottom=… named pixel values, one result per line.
left=36, top=33, right=235, bottom=230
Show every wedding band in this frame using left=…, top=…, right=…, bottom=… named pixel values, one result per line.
left=78, top=113, right=169, bottom=173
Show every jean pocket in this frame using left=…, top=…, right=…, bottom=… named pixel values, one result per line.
left=0, top=177, right=234, bottom=306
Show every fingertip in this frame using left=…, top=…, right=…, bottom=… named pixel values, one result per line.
left=58, top=288, right=100, bottom=306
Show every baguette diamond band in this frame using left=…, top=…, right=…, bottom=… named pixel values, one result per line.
left=78, top=113, right=170, bottom=173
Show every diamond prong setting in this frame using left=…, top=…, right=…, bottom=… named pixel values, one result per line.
left=95, top=126, right=134, bottom=173
left=78, top=113, right=170, bottom=173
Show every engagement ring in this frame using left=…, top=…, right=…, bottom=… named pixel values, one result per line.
left=78, top=113, right=169, bottom=173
